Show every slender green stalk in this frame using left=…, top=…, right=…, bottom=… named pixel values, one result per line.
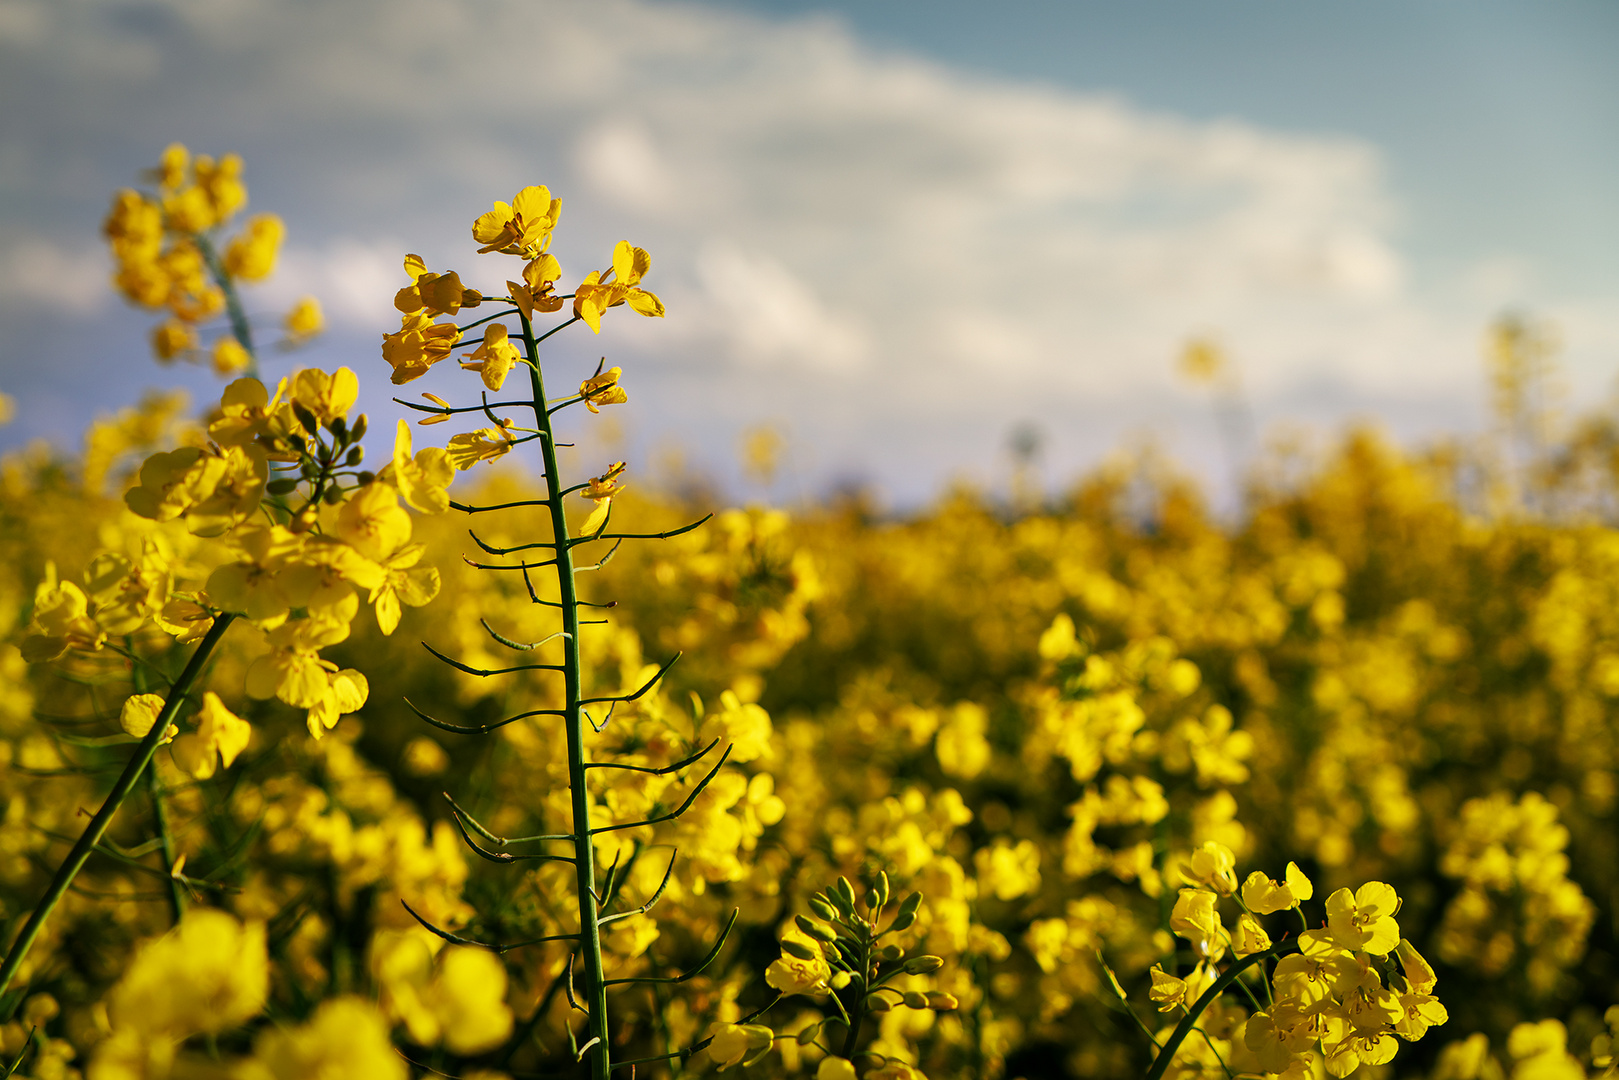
left=518, top=311, right=610, bottom=1080
left=0, top=614, right=236, bottom=1002
left=128, top=636, right=185, bottom=924
left=195, top=235, right=260, bottom=381
left=1143, top=937, right=1298, bottom=1080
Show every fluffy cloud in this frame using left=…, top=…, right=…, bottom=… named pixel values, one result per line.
left=0, top=0, right=1586, bottom=500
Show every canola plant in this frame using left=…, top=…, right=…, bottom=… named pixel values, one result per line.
left=0, top=145, right=1612, bottom=1079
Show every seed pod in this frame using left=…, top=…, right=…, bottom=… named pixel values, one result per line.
left=292, top=402, right=320, bottom=436
left=781, top=940, right=818, bottom=961
left=925, top=992, right=959, bottom=1011
left=903, top=955, right=944, bottom=975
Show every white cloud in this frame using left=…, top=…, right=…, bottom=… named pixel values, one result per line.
left=3, top=0, right=1611, bottom=499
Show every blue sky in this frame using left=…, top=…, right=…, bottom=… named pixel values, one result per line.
left=1, top=0, right=1616, bottom=506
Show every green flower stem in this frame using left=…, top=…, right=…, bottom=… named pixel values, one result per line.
left=127, top=635, right=184, bottom=924
left=518, top=311, right=610, bottom=1080
left=1142, top=937, right=1299, bottom=1080
left=0, top=614, right=236, bottom=1003
left=195, top=235, right=260, bottom=381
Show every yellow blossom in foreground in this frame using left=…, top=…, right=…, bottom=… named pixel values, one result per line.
left=170, top=691, right=251, bottom=779
left=382, top=311, right=461, bottom=384
left=459, top=322, right=522, bottom=391
left=1179, top=840, right=1238, bottom=895
left=1326, top=882, right=1402, bottom=955
left=386, top=418, right=454, bottom=514
left=507, top=252, right=563, bottom=318
left=573, top=241, right=665, bottom=333
left=288, top=366, right=358, bottom=427
left=816, top=1058, right=858, bottom=1080
left=447, top=422, right=518, bottom=470
left=1242, top=862, right=1314, bottom=914
left=1170, top=888, right=1226, bottom=960
left=472, top=184, right=561, bottom=257
left=580, top=364, right=628, bottom=412
left=577, top=460, right=626, bottom=536
left=119, top=693, right=176, bottom=741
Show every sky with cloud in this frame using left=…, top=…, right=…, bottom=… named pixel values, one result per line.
left=2, top=0, right=1616, bottom=506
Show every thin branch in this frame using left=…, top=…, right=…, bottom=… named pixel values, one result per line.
left=597, top=850, right=676, bottom=926
left=572, top=538, right=624, bottom=573
left=571, top=514, right=714, bottom=546
left=403, top=696, right=564, bottom=736
left=462, top=554, right=558, bottom=572
left=421, top=640, right=565, bottom=677
left=481, top=619, right=570, bottom=653
left=450, top=497, right=552, bottom=514
left=401, top=899, right=579, bottom=954
left=603, top=909, right=738, bottom=986
left=447, top=811, right=578, bottom=866
left=585, top=738, right=720, bottom=775
left=442, top=792, right=578, bottom=847
left=470, top=529, right=558, bottom=556
left=579, top=653, right=681, bottom=706
left=590, top=746, right=732, bottom=835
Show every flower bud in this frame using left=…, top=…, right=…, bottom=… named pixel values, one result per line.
left=781, top=939, right=819, bottom=962
left=865, top=994, right=892, bottom=1012
left=796, top=916, right=837, bottom=943
left=925, top=992, right=959, bottom=1011
left=903, top=955, right=944, bottom=975
left=902, top=991, right=929, bottom=1009
left=809, top=896, right=840, bottom=922
left=350, top=413, right=368, bottom=442
left=877, top=944, right=903, bottom=962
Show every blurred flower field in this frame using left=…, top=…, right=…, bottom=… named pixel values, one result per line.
left=0, top=147, right=1615, bottom=1080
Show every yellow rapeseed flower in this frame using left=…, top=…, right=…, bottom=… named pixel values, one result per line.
left=472, top=185, right=561, bottom=258
left=459, top=322, right=522, bottom=391
left=573, top=241, right=665, bottom=333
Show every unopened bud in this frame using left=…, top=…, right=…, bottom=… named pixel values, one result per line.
left=796, top=916, right=837, bottom=943
left=925, top=992, right=959, bottom=1011
left=903, top=955, right=944, bottom=975
left=808, top=896, right=839, bottom=922
left=902, top=991, right=928, bottom=1009
left=781, top=940, right=818, bottom=962
left=835, top=877, right=856, bottom=906
left=888, top=910, right=916, bottom=933
left=350, top=413, right=368, bottom=442
left=345, top=445, right=363, bottom=466
left=898, top=891, right=923, bottom=917
left=865, top=995, right=892, bottom=1012
left=323, top=484, right=345, bottom=505
left=290, top=505, right=318, bottom=534
left=327, top=415, right=348, bottom=441
left=266, top=478, right=299, bottom=496
left=877, top=944, right=903, bottom=962
left=356, top=470, right=376, bottom=486
left=876, top=870, right=891, bottom=909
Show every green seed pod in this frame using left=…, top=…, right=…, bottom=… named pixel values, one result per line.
left=292, top=402, right=320, bottom=436
left=902, top=991, right=928, bottom=1009
left=781, top=940, right=818, bottom=961
left=925, top=992, right=959, bottom=1011
left=903, top=955, right=944, bottom=975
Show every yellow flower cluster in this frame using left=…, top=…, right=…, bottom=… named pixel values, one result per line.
left=102, top=143, right=320, bottom=371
